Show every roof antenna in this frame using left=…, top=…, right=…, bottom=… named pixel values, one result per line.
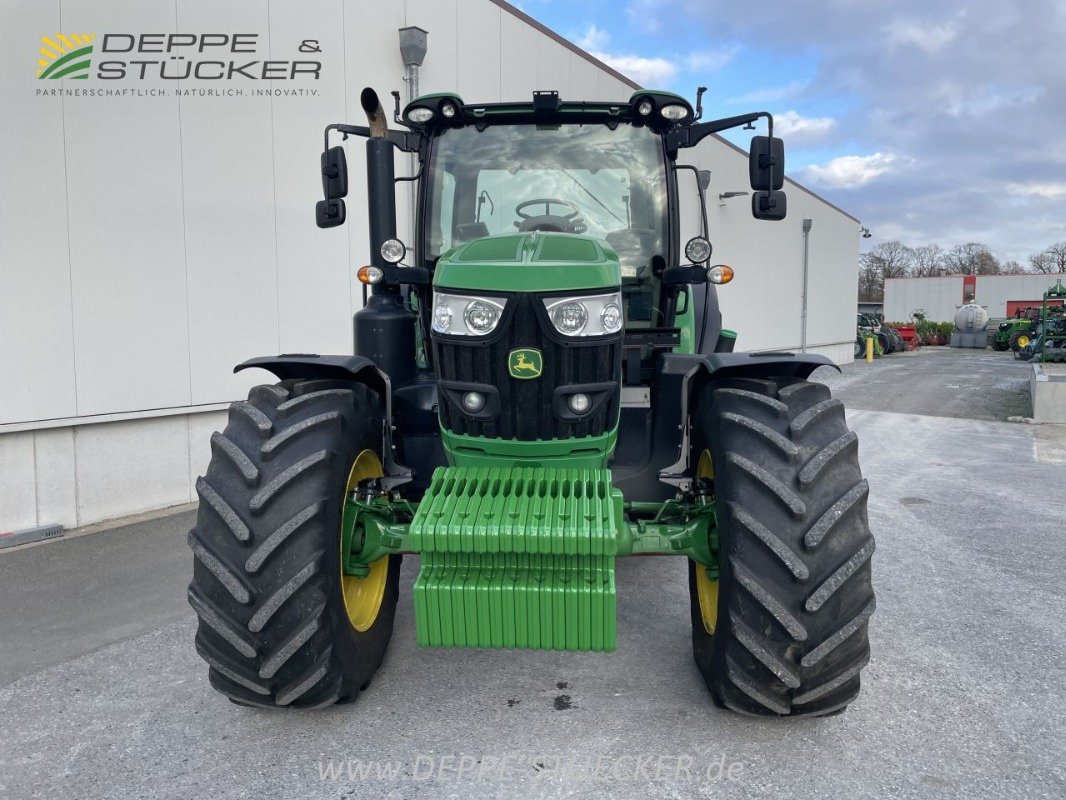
left=693, top=86, right=707, bottom=121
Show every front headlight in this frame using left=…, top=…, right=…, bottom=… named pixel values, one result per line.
left=544, top=292, right=624, bottom=337
left=432, top=292, right=506, bottom=336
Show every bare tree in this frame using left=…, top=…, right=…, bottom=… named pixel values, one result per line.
left=1028, top=242, right=1066, bottom=273
left=911, top=244, right=945, bottom=277
left=857, top=240, right=913, bottom=300
left=944, top=242, right=1000, bottom=275
left=1001, top=259, right=1026, bottom=274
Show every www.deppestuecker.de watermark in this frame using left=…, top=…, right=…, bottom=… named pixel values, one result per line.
left=316, top=751, right=747, bottom=785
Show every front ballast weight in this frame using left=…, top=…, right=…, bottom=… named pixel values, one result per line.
left=342, top=466, right=718, bottom=652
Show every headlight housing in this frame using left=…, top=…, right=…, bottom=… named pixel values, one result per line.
left=660, top=103, right=690, bottom=121
left=685, top=236, right=712, bottom=264
left=406, top=107, right=434, bottom=124
left=543, top=292, right=624, bottom=337
left=380, top=238, right=406, bottom=264
left=432, top=292, right=506, bottom=336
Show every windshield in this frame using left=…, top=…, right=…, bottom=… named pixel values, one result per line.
left=425, top=122, right=668, bottom=279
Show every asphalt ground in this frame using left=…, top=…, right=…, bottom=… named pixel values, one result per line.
left=2, top=349, right=1064, bottom=799
left=815, top=346, right=1032, bottom=422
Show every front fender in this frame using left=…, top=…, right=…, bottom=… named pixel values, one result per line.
left=235, top=354, right=410, bottom=487
left=235, top=354, right=392, bottom=421
left=653, top=351, right=840, bottom=491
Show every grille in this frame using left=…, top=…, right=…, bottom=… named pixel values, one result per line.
left=432, top=293, right=621, bottom=440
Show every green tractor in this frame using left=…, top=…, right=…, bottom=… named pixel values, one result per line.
left=992, top=316, right=1035, bottom=352
left=187, top=87, right=875, bottom=718
left=1017, top=280, right=1066, bottom=362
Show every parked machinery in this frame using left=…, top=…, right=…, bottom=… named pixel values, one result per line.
left=1017, top=281, right=1066, bottom=362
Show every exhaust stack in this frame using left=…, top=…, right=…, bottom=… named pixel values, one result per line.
left=353, top=87, right=416, bottom=386
left=360, top=88, right=398, bottom=284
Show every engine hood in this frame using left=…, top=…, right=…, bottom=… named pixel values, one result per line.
left=433, top=232, right=620, bottom=293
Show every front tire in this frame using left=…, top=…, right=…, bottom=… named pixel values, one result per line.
left=188, top=379, right=401, bottom=708
left=688, top=377, right=875, bottom=717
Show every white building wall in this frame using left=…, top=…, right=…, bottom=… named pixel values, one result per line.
left=885, top=273, right=1066, bottom=322
left=678, top=139, right=858, bottom=363
left=0, top=0, right=857, bottom=531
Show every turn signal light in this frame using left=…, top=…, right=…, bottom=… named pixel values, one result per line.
left=357, top=265, right=384, bottom=285
left=708, top=265, right=734, bottom=285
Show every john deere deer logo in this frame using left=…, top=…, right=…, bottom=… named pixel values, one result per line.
left=508, top=348, right=543, bottom=379
left=37, top=34, right=95, bottom=80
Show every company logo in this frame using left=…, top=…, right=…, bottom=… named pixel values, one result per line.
left=34, top=33, right=321, bottom=83
left=508, top=349, right=543, bottom=379
left=37, top=34, right=95, bottom=79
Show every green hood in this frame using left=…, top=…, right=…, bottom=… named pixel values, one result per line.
left=434, top=232, right=620, bottom=293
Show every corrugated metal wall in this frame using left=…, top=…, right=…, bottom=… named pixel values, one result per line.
left=0, top=0, right=859, bottom=530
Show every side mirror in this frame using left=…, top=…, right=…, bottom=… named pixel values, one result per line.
left=661, top=265, right=708, bottom=286
left=321, top=145, right=348, bottom=199
left=400, top=266, right=432, bottom=286
left=752, top=190, right=787, bottom=221
left=316, top=198, right=346, bottom=228
left=749, top=135, right=784, bottom=191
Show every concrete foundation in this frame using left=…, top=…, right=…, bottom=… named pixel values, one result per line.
left=1031, top=363, right=1066, bottom=423
left=950, top=329, right=988, bottom=348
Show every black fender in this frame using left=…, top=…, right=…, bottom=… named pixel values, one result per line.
left=234, top=354, right=412, bottom=489
left=614, top=351, right=838, bottom=499
left=235, top=354, right=390, bottom=400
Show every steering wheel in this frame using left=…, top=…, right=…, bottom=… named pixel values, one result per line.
left=514, top=198, right=587, bottom=234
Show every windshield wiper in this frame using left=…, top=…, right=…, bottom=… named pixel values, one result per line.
left=561, top=169, right=626, bottom=226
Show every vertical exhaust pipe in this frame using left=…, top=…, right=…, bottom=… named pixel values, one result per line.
left=360, top=88, right=398, bottom=288
left=353, top=87, right=416, bottom=386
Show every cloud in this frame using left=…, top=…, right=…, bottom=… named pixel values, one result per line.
left=589, top=51, right=678, bottom=86
left=572, top=21, right=677, bottom=86
left=685, top=45, right=740, bottom=72
left=655, top=0, right=1066, bottom=260
left=576, top=24, right=609, bottom=52
left=773, top=110, right=835, bottom=144
left=626, top=0, right=670, bottom=32
left=943, top=84, right=1043, bottom=117
left=798, top=153, right=905, bottom=189
left=884, top=17, right=961, bottom=53
left=1007, top=182, right=1066, bottom=200
left=726, top=80, right=809, bottom=105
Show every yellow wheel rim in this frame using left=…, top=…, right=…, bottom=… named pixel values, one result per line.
left=341, top=449, right=389, bottom=632
left=1017, top=335, right=1030, bottom=348
left=694, top=449, right=719, bottom=635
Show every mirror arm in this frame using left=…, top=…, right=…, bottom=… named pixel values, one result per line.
left=323, top=123, right=420, bottom=153
left=693, top=86, right=707, bottom=122
left=668, top=111, right=770, bottom=153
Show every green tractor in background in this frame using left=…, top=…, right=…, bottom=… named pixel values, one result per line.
left=992, top=316, right=1035, bottom=352
left=187, top=86, right=875, bottom=718
left=1016, top=280, right=1066, bottom=362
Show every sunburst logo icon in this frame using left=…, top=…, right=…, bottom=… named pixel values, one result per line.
left=37, top=34, right=95, bottom=80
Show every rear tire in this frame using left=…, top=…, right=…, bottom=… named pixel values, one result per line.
left=188, top=379, right=401, bottom=708
left=688, top=377, right=875, bottom=717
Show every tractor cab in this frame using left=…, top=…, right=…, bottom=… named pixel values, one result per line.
left=313, top=87, right=791, bottom=498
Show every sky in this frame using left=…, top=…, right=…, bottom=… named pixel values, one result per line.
left=514, top=0, right=1066, bottom=263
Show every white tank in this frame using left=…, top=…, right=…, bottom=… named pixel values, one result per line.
left=954, top=303, right=989, bottom=331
